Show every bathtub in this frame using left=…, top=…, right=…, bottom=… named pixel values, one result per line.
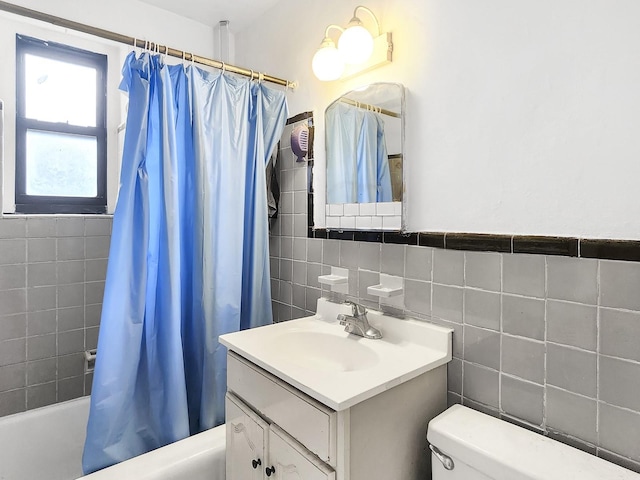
left=0, top=396, right=226, bottom=480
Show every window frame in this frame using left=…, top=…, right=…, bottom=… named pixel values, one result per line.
left=15, top=34, right=108, bottom=214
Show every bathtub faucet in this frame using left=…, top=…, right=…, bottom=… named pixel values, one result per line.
left=337, top=301, right=382, bottom=339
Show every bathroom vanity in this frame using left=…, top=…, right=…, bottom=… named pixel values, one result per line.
left=220, top=299, right=453, bottom=480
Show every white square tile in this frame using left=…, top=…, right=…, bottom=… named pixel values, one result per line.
left=329, top=204, right=344, bottom=216
left=340, top=216, right=356, bottom=229
left=382, top=216, right=402, bottom=230
left=393, top=202, right=402, bottom=215
left=371, top=216, right=383, bottom=229
left=280, top=124, right=293, bottom=148
left=327, top=216, right=341, bottom=228
left=325, top=204, right=330, bottom=215
left=344, top=203, right=359, bottom=216
left=360, top=203, right=377, bottom=216
left=376, top=202, right=395, bottom=216
left=356, top=216, right=373, bottom=230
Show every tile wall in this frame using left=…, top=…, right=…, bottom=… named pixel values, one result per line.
left=0, top=215, right=110, bottom=417
left=325, top=202, right=402, bottom=231
left=269, top=118, right=640, bottom=472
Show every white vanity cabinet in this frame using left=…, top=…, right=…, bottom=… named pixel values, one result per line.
left=225, top=350, right=447, bottom=480
left=226, top=352, right=337, bottom=480
left=268, top=425, right=336, bottom=480
left=225, top=393, right=268, bottom=480
left=226, top=391, right=335, bottom=480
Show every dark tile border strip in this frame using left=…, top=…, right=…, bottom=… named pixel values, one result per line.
left=308, top=229, right=640, bottom=262
left=312, top=229, right=328, bottom=239
left=447, top=233, right=511, bottom=253
left=580, top=239, right=640, bottom=262
left=513, top=235, right=578, bottom=257
left=354, top=231, right=383, bottom=243
left=419, top=232, right=445, bottom=249
left=328, top=230, right=354, bottom=241
left=286, top=111, right=313, bottom=125
left=383, top=232, right=418, bottom=245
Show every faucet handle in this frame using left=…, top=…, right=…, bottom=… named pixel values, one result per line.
left=344, top=300, right=366, bottom=317
left=354, top=303, right=367, bottom=316
left=336, top=313, right=355, bottom=333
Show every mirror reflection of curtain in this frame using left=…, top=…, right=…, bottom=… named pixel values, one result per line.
left=326, top=102, right=392, bottom=204
left=326, top=102, right=358, bottom=203
left=358, top=112, right=391, bottom=203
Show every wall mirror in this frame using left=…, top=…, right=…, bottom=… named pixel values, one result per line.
left=325, top=82, right=404, bottom=206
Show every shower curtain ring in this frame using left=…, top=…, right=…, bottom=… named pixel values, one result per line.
left=250, top=69, right=254, bottom=81
left=258, top=72, right=264, bottom=84
left=221, top=62, right=226, bottom=74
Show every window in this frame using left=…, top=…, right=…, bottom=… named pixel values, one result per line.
left=15, top=34, right=107, bottom=213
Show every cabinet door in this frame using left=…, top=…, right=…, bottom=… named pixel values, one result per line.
left=267, top=425, right=335, bottom=480
left=226, top=393, right=269, bottom=480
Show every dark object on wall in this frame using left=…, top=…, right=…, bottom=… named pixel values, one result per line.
left=266, top=145, right=281, bottom=231
left=291, top=124, right=309, bottom=161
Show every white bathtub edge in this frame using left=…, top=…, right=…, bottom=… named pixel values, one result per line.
left=77, top=424, right=226, bottom=480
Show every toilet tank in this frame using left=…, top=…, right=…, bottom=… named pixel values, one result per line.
left=427, top=405, right=640, bottom=480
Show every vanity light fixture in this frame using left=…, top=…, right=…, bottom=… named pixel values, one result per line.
left=338, top=6, right=378, bottom=64
left=312, top=6, right=392, bottom=82
left=311, top=24, right=345, bottom=81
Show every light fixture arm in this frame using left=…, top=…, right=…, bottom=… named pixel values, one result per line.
left=352, top=5, right=381, bottom=36
left=324, top=24, right=345, bottom=40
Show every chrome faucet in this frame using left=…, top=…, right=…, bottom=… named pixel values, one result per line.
left=337, top=301, right=382, bottom=339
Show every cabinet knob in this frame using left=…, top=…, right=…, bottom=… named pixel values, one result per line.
left=265, top=466, right=276, bottom=476
left=252, top=459, right=262, bottom=469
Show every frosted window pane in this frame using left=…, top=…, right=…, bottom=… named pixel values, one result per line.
left=25, top=54, right=97, bottom=127
left=26, top=130, right=97, bottom=197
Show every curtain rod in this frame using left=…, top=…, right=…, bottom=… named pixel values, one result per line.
left=339, top=97, right=401, bottom=118
left=0, top=0, right=297, bottom=89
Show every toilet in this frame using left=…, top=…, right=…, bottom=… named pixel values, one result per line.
left=427, top=404, right=640, bottom=480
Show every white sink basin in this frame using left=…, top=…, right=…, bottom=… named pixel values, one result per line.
left=270, top=330, right=379, bottom=372
left=220, top=298, right=453, bottom=410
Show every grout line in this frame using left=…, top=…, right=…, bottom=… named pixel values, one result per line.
left=498, top=252, right=504, bottom=415
left=598, top=399, right=640, bottom=416
left=596, top=259, right=602, bottom=449
left=500, top=372, right=545, bottom=388
left=543, top=253, right=549, bottom=431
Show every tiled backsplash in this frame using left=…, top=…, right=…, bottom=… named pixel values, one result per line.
left=270, top=117, right=640, bottom=472
left=325, top=202, right=402, bottom=230
left=0, top=216, right=110, bottom=417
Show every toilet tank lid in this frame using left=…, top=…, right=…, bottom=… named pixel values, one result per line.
left=427, top=405, right=640, bottom=480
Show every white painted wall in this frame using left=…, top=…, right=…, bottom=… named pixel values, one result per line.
left=2, top=0, right=214, bottom=57
left=236, top=0, right=640, bottom=240
left=0, top=0, right=214, bottom=213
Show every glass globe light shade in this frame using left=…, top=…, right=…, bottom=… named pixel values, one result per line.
left=338, top=21, right=374, bottom=64
left=312, top=40, right=345, bottom=81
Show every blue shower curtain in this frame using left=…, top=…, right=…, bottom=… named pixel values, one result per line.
left=82, top=52, right=287, bottom=474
